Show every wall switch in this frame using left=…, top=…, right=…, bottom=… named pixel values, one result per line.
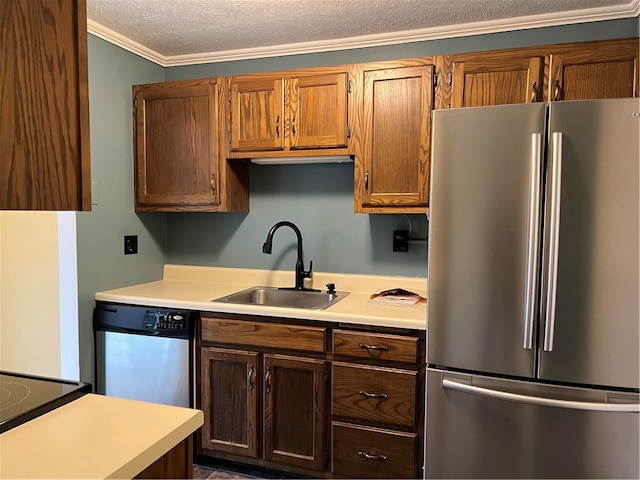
left=393, top=230, right=409, bottom=252
left=124, top=235, right=138, bottom=255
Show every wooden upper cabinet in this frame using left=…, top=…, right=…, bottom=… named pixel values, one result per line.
left=228, top=70, right=350, bottom=156
left=230, top=77, right=285, bottom=151
left=134, top=80, right=220, bottom=210
left=356, top=62, right=433, bottom=213
left=549, top=38, right=639, bottom=101
left=1, top=0, right=91, bottom=210
left=450, top=53, right=545, bottom=108
left=289, top=73, right=349, bottom=149
left=133, top=79, right=249, bottom=212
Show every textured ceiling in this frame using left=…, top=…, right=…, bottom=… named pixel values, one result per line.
left=86, top=0, right=640, bottom=65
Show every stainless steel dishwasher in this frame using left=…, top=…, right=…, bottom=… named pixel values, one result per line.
left=93, top=302, right=194, bottom=407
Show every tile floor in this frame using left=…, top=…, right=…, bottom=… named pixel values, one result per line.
left=193, top=458, right=314, bottom=480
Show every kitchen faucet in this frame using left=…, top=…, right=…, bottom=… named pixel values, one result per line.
left=262, top=221, right=313, bottom=290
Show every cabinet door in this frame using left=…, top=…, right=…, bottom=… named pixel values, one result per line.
left=263, top=354, right=326, bottom=472
left=200, top=347, right=259, bottom=458
left=1, top=0, right=91, bottom=210
left=134, top=81, right=219, bottom=209
left=549, top=39, right=639, bottom=101
left=359, top=65, right=432, bottom=211
left=230, top=78, right=284, bottom=151
left=289, top=73, right=348, bottom=149
left=451, top=53, right=545, bottom=107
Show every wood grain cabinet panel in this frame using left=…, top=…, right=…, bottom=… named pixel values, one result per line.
left=356, top=63, right=433, bottom=213
left=1, top=0, right=91, bottom=210
left=549, top=38, right=639, bottom=101
left=450, top=53, right=545, bottom=107
left=332, top=421, right=417, bottom=479
left=332, top=329, right=418, bottom=364
left=200, top=347, right=259, bottom=458
left=230, top=77, right=285, bottom=151
left=332, top=362, right=416, bottom=428
left=263, top=354, right=326, bottom=471
left=201, top=317, right=326, bottom=352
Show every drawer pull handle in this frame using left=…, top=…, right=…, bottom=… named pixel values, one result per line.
left=359, top=343, right=389, bottom=352
left=358, top=451, right=387, bottom=461
left=359, top=390, right=388, bottom=399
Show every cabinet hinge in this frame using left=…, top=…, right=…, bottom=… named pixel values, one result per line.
left=347, top=79, right=352, bottom=94
left=346, top=125, right=351, bottom=139
left=447, top=73, right=453, bottom=86
left=433, top=73, right=438, bottom=87
left=228, top=90, right=231, bottom=103
left=325, top=367, right=330, bottom=385
left=324, top=450, right=329, bottom=466
left=228, top=131, right=231, bottom=145
left=133, top=95, right=138, bottom=109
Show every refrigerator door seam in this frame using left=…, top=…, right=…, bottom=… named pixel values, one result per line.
left=442, top=377, right=640, bottom=413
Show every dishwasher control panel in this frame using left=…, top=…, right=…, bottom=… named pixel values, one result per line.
left=143, top=310, right=186, bottom=330
left=94, top=302, right=193, bottom=339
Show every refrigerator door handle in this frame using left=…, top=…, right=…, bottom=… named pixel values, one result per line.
left=543, top=131, right=563, bottom=352
left=523, top=133, right=543, bottom=350
left=442, top=377, right=640, bottom=413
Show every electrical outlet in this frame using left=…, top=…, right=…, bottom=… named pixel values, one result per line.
left=124, top=235, right=138, bottom=255
left=393, top=230, right=409, bottom=252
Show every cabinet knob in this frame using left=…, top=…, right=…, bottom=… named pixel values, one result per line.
left=275, top=115, right=280, bottom=138
left=291, top=114, right=296, bottom=137
left=530, top=82, right=538, bottom=103
left=364, top=170, right=369, bottom=193
left=210, top=175, right=216, bottom=194
left=359, top=390, right=389, bottom=399
left=248, top=363, right=254, bottom=389
left=553, top=79, right=561, bottom=101
left=265, top=366, right=272, bottom=393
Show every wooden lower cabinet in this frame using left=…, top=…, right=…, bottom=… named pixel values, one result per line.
left=199, top=315, right=425, bottom=479
left=263, top=354, right=326, bottom=471
left=200, top=343, right=326, bottom=474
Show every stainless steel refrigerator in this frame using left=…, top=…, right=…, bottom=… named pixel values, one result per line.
left=425, top=98, right=640, bottom=479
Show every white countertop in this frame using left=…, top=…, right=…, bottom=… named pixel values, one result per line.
left=95, top=265, right=427, bottom=330
left=0, top=393, right=203, bottom=479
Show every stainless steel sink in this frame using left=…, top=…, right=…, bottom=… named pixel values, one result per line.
left=213, top=286, right=349, bottom=310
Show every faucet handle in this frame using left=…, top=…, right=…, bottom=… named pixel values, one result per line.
left=326, top=283, right=336, bottom=295
left=303, top=260, right=313, bottom=278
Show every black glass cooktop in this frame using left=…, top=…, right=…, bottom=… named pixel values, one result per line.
left=0, top=371, right=91, bottom=434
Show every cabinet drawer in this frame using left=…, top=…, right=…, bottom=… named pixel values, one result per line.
left=332, top=329, right=419, bottom=363
left=332, top=362, right=416, bottom=427
left=332, top=421, right=416, bottom=479
left=201, top=317, right=326, bottom=353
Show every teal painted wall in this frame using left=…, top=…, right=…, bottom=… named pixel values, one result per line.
left=76, top=35, right=165, bottom=383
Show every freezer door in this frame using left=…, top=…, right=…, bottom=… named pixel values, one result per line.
left=539, top=99, right=640, bottom=389
left=426, top=368, right=640, bottom=479
left=428, top=103, right=546, bottom=377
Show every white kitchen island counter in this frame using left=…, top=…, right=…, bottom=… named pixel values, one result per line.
left=0, top=393, right=203, bottom=479
left=95, top=265, right=427, bottom=330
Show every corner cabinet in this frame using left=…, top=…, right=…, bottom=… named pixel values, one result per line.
left=354, top=61, right=433, bottom=213
left=226, top=70, right=352, bottom=158
left=198, top=314, right=426, bottom=479
left=133, top=79, right=249, bottom=212
left=1, top=0, right=91, bottom=210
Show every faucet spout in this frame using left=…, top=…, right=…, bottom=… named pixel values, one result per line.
left=262, top=221, right=312, bottom=290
